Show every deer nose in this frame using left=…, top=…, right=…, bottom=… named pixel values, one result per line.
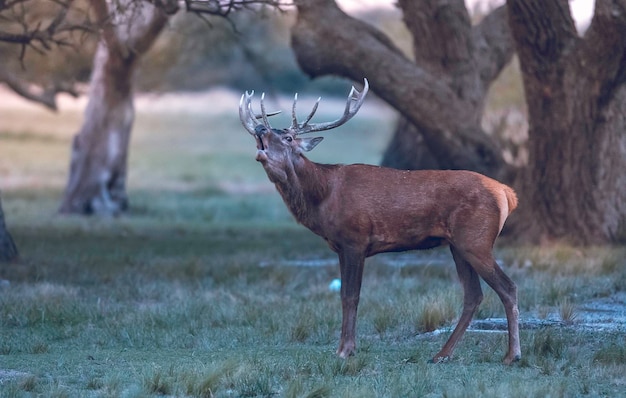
left=254, top=125, right=267, bottom=137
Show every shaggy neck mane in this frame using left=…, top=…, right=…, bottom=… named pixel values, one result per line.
left=273, top=155, right=335, bottom=228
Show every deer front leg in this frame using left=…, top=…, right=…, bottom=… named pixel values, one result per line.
left=336, top=248, right=365, bottom=358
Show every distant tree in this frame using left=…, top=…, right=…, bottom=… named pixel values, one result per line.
left=59, top=0, right=284, bottom=215
left=290, top=0, right=626, bottom=244
left=58, top=0, right=176, bottom=215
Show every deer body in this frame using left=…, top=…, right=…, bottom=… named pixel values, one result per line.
left=240, top=80, right=521, bottom=364
left=272, top=159, right=512, bottom=255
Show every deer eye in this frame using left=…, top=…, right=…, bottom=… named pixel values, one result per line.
left=284, top=136, right=293, bottom=142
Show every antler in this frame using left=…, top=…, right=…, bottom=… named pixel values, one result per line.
left=239, top=91, right=258, bottom=135
left=239, top=91, right=281, bottom=135
left=289, top=78, right=369, bottom=135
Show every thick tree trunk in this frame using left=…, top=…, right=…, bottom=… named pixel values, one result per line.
left=0, top=196, right=18, bottom=262
left=291, top=0, right=515, bottom=179
left=59, top=0, right=169, bottom=215
left=381, top=119, right=441, bottom=170
left=507, top=0, right=626, bottom=244
left=59, top=42, right=134, bottom=215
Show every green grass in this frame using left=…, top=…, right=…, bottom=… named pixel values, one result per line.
left=1, top=92, right=626, bottom=396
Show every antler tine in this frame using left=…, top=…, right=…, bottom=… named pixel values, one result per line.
left=260, top=93, right=273, bottom=131
left=301, top=97, right=321, bottom=128
left=291, top=93, right=321, bottom=131
left=290, top=93, right=299, bottom=130
left=291, top=78, right=369, bottom=135
left=239, top=91, right=257, bottom=135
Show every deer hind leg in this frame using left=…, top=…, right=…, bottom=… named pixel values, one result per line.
left=460, top=248, right=521, bottom=365
left=431, top=246, right=483, bottom=363
left=336, top=248, right=365, bottom=358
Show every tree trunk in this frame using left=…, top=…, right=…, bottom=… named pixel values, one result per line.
left=59, top=0, right=169, bottom=215
left=507, top=0, right=626, bottom=244
left=291, top=0, right=515, bottom=179
left=381, top=118, right=442, bottom=170
left=0, top=196, right=18, bottom=263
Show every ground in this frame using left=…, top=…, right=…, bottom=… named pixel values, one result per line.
left=0, top=88, right=625, bottom=397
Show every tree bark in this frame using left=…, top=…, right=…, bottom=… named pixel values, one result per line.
left=291, top=0, right=515, bottom=179
left=59, top=0, right=170, bottom=215
left=507, top=0, right=626, bottom=244
left=381, top=118, right=442, bottom=170
left=0, top=195, right=18, bottom=263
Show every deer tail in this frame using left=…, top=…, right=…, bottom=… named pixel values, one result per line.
left=503, top=185, right=518, bottom=215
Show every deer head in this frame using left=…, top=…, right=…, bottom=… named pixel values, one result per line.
left=239, top=79, right=369, bottom=182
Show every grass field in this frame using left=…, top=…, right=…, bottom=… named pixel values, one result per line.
left=1, top=89, right=625, bottom=397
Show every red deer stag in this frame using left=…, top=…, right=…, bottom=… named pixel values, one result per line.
left=239, top=79, right=521, bottom=365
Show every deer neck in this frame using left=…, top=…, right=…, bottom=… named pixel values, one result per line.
left=273, top=155, right=333, bottom=229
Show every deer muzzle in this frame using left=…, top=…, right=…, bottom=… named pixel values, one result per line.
left=254, top=126, right=269, bottom=162
left=254, top=126, right=267, bottom=150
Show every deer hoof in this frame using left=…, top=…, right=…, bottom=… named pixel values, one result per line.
left=428, top=355, right=450, bottom=364
left=503, top=354, right=521, bottom=365
left=337, top=349, right=355, bottom=359
left=336, top=343, right=356, bottom=358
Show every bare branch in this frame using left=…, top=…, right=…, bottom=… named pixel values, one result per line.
left=182, top=0, right=289, bottom=16
left=0, top=0, right=96, bottom=54
left=0, top=67, right=79, bottom=111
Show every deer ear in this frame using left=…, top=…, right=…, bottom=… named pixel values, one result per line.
left=299, top=137, right=324, bottom=152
